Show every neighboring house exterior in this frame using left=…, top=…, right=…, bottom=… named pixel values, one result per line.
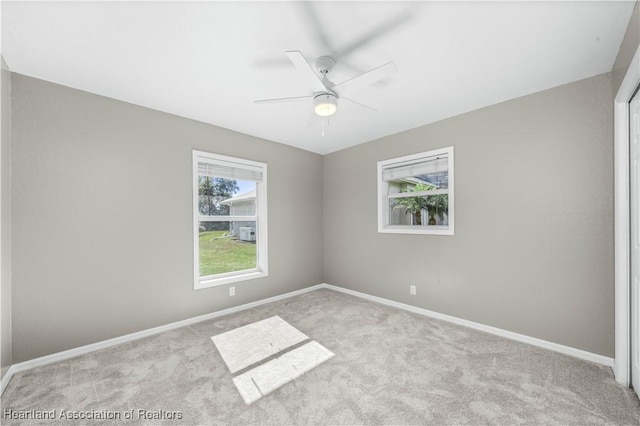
left=220, top=190, right=256, bottom=240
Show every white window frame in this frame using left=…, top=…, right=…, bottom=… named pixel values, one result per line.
left=193, top=150, right=268, bottom=289
left=377, top=146, right=454, bottom=235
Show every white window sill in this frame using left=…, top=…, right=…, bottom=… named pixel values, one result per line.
left=195, top=269, right=268, bottom=290
left=378, top=225, right=454, bottom=236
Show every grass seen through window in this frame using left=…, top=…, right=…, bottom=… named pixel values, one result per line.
left=199, top=230, right=257, bottom=276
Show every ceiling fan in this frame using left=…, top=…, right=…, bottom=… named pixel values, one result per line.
left=254, top=50, right=397, bottom=119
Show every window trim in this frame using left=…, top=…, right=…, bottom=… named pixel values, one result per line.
left=192, top=150, right=268, bottom=290
left=377, top=146, right=454, bottom=235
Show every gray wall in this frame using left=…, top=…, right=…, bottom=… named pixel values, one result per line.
left=613, top=0, right=639, bottom=96
left=11, top=74, right=324, bottom=363
left=7, top=71, right=621, bottom=362
left=1, top=57, right=12, bottom=378
left=324, top=73, right=614, bottom=357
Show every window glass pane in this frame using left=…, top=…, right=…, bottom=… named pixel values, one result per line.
left=198, top=177, right=256, bottom=216
left=416, top=169, right=448, bottom=189
left=194, top=151, right=268, bottom=289
left=198, top=220, right=257, bottom=277
left=382, top=156, right=448, bottom=183
left=389, top=195, right=449, bottom=226
left=378, top=146, right=453, bottom=235
left=387, top=173, right=448, bottom=195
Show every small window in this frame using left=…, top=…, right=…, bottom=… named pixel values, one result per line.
left=378, top=146, right=454, bottom=235
left=193, top=151, right=268, bottom=289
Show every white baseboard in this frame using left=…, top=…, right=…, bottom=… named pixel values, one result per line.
left=0, top=283, right=325, bottom=395
left=321, top=283, right=614, bottom=368
left=1, top=281, right=614, bottom=396
left=1, top=365, right=15, bottom=395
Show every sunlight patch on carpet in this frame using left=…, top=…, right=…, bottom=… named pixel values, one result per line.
left=211, top=315, right=308, bottom=373
left=232, top=341, right=334, bottom=404
left=212, top=316, right=334, bottom=404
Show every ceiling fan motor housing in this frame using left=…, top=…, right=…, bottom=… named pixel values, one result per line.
left=315, top=56, right=336, bottom=75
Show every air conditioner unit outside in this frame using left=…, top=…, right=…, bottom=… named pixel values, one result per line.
left=239, top=227, right=256, bottom=242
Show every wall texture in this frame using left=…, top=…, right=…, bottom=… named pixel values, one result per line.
left=1, top=58, right=12, bottom=378
left=11, top=74, right=324, bottom=363
left=324, top=73, right=615, bottom=357
left=613, top=0, right=639, bottom=96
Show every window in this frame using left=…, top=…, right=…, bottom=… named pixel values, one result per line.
left=193, top=150, right=268, bottom=289
left=378, top=146, right=454, bottom=235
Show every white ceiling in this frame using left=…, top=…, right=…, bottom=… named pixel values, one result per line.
left=1, top=1, right=636, bottom=155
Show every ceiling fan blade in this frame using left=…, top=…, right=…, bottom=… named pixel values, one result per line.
left=334, top=9, right=414, bottom=59
left=253, top=57, right=291, bottom=68
left=285, top=50, right=327, bottom=93
left=254, top=95, right=312, bottom=104
left=298, top=2, right=336, bottom=56
left=342, top=97, right=378, bottom=113
left=332, top=61, right=397, bottom=96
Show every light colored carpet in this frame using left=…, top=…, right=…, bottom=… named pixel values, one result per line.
left=1, top=288, right=639, bottom=425
left=233, top=340, right=334, bottom=404
left=211, top=315, right=307, bottom=373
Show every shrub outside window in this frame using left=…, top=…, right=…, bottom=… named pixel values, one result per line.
left=378, top=146, right=454, bottom=235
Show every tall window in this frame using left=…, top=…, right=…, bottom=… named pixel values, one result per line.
left=378, top=146, right=454, bottom=235
left=193, top=151, right=268, bottom=289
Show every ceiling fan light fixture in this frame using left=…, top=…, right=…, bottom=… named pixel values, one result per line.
left=314, top=93, right=337, bottom=117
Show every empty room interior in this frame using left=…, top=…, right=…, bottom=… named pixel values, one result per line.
left=1, top=0, right=640, bottom=424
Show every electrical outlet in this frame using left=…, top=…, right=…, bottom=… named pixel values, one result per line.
left=410, top=285, right=416, bottom=295
left=229, top=286, right=235, bottom=296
